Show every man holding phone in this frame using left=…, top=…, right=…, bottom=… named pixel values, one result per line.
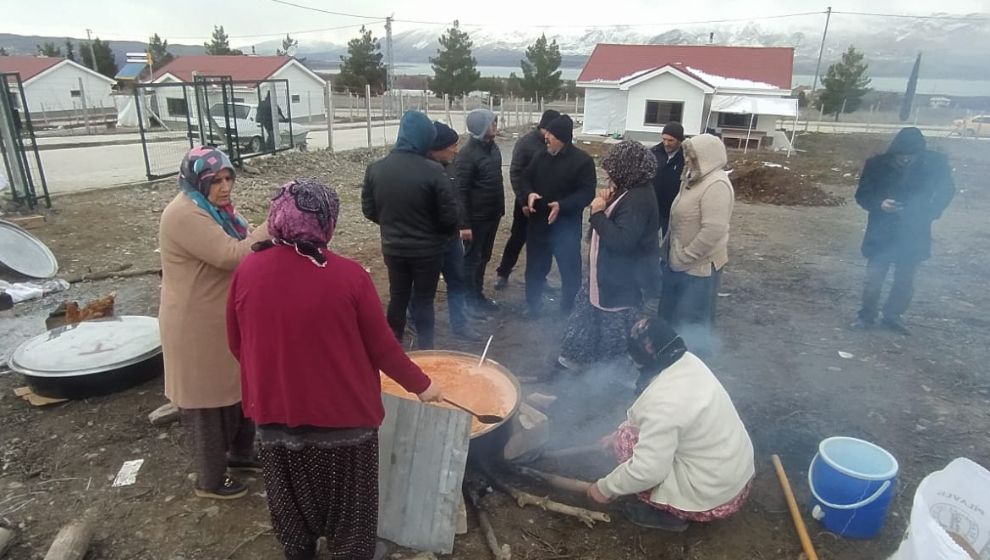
left=850, top=127, right=955, bottom=334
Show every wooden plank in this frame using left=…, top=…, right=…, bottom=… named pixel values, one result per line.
left=377, top=395, right=471, bottom=554
left=5, top=215, right=45, bottom=230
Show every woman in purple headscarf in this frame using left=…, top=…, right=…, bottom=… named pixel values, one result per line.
left=159, top=146, right=270, bottom=500
left=227, top=180, right=442, bottom=560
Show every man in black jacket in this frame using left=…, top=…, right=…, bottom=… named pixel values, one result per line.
left=494, top=109, right=560, bottom=290
left=456, top=108, right=504, bottom=313
left=362, top=111, right=460, bottom=349
left=521, top=114, right=597, bottom=317
left=850, top=127, right=954, bottom=334
left=650, top=122, right=686, bottom=235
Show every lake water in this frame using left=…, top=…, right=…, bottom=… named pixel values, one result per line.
left=387, top=63, right=990, bottom=97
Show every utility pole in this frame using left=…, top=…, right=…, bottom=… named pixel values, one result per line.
left=385, top=15, right=395, bottom=118
left=85, top=29, right=98, bottom=72
left=811, top=7, right=832, bottom=94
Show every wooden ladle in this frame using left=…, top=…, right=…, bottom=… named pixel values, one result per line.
left=443, top=398, right=504, bottom=424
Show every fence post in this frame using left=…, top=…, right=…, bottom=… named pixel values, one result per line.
left=816, top=105, right=824, bottom=133
left=444, top=93, right=451, bottom=126
left=307, top=91, right=312, bottom=124
left=399, top=93, right=405, bottom=116
left=913, top=106, right=920, bottom=126
left=325, top=82, right=334, bottom=153
left=575, top=95, right=580, bottom=113
left=423, top=91, right=429, bottom=117
left=382, top=94, right=388, bottom=147
left=77, top=78, right=91, bottom=134
left=365, top=85, right=372, bottom=148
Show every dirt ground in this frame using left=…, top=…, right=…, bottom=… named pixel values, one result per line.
left=1, top=131, right=989, bottom=559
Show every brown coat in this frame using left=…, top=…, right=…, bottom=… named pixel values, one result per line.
left=664, top=135, right=734, bottom=277
left=159, top=193, right=269, bottom=409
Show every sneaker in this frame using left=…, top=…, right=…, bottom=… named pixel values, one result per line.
left=194, top=474, right=248, bottom=500
left=849, top=318, right=874, bottom=331
left=881, top=316, right=911, bottom=335
left=227, top=457, right=262, bottom=473
left=620, top=500, right=690, bottom=532
left=452, top=325, right=484, bottom=342
left=494, top=276, right=509, bottom=291
left=471, top=297, right=499, bottom=313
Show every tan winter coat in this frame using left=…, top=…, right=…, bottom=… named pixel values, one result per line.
left=158, top=193, right=269, bottom=409
left=663, top=135, right=734, bottom=277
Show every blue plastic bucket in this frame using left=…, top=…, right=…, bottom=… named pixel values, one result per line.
left=808, top=436, right=899, bottom=539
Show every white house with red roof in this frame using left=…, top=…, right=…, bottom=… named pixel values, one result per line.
left=0, top=56, right=115, bottom=116
left=150, top=55, right=327, bottom=121
left=577, top=44, right=797, bottom=146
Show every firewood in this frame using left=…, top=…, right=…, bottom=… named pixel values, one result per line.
left=490, top=480, right=610, bottom=528
left=0, top=526, right=15, bottom=558
left=43, top=521, right=93, bottom=560
left=466, top=490, right=510, bottom=560
left=510, top=466, right=593, bottom=494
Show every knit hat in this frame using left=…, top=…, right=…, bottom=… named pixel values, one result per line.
left=661, top=122, right=685, bottom=142
left=466, top=108, right=497, bottom=140
left=545, top=114, right=574, bottom=144
left=538, top=109, right=561, bottom=129
left=431, top=121, right=459, bottom=150
left=602, top=140, right=658, bottom=190
left=887, top=127, right=926, bottom=155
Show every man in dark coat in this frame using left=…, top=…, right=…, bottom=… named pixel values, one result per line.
left=850, top=127, right=955, bottom=334
left=494, top=109, right=560, bottom=290
left=520, top=114, right=597, bottom=317
left=362, top=111, right=460, bottom=349
left=650, top=122, right=686, bottom=235
left=456, top=109, right=504, bottom=313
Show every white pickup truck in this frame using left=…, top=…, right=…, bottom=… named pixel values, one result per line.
left=207, top=102, right=309, bottom=151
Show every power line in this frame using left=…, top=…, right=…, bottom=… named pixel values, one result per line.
left=268, top=0, right=384, bottom=20
left=831, top=11, right=989, bottom=21
left=393, top=11, right=827, bottom=28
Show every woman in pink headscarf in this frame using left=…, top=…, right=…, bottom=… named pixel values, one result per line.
left=226, top=179, right=442, bottom=560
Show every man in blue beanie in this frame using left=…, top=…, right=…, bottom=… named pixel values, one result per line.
left=850, top=127, right=955, bottom=334
left=456, top=108, right=505, bottom=313
left=362, top=111, right=460, bottom=349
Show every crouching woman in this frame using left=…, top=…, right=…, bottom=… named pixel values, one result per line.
left=586, top=318, right=754, bottom=531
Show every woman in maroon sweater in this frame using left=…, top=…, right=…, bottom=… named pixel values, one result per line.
left=227, top=179, right=442, bottom=560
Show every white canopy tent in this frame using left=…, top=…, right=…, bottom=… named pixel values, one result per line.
left=707, top=94, right=799, bottom=155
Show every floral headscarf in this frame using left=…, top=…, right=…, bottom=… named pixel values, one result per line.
left=602, top=140, right=658, bottom=191
left=265, top=179, right=341, bottom=266
left=178, top=146, right=248, bottom=239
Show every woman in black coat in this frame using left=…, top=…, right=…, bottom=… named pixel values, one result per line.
left=851, top=127, right=954, bottom=333
left=557, top=141, right=661, bottom=369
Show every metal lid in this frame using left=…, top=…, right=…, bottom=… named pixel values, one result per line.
left=9, top=316, right=161, bottom=377
left=0, top=220, right=59, bottom=279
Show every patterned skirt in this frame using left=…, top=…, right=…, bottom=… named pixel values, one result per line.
left=259, top=432, right=379, bottom=560
left=612, top=422, right=752, bottom=522
left=559, top=285, right=640, bottom=366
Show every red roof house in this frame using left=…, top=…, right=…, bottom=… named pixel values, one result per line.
left=0, top=56, right=115, bottom=115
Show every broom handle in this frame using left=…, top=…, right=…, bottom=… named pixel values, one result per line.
left=772, top=454, right=819, bottom=560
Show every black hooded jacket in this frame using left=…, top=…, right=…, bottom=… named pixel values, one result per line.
left=855, top=128, right=955, bottom=262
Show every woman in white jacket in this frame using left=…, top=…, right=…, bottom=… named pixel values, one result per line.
left=587, top=318, right=755, bottom=531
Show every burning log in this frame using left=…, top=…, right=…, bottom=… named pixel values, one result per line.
left=509, top=466, right=593, bottom=494
left=539, top=444, right=602, bottom=461
left=466, top=489, right=510, bottom=560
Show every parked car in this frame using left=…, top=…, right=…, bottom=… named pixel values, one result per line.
left=207, top=102, right=309, bottom=151
left=952, top=115, right=990, bottom=138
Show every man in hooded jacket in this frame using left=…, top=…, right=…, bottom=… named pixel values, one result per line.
left=362, top=111, right=460, bottom=349
left=850, top=127, right=954, bottom=334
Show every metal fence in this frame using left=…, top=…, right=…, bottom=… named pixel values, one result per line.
left=133, top=77, right=296, bottom=180
left=1, top=72, right=51, bottom=209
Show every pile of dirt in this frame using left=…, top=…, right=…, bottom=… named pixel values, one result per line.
left=730, top=162, right=846, bottom=207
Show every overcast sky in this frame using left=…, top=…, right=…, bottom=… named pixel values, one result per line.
left=5, top=0, right=989, bottom=47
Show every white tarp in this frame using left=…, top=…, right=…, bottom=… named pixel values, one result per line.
left=711, top=95, right=798, bottom=117
left=582, top=89, right=628, bottom=136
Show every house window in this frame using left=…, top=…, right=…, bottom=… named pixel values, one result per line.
left=166, top=98, right=189, bottom=116
left=291, top=94, right=301, bottom=103
left=70, top=90, right=81, bottom=98
left=718, top=112, right=758, bottom=128
left=644, top=101, right=683, bottom=126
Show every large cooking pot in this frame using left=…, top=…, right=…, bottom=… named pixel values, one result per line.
left=381, top=350, right=522, bottom=459
left=8, top=316, right=163, bottom=400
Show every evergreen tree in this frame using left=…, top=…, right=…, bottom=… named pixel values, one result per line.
left=0, top=47, right=8, bottom=56
left=64, top=40, right=76, bottom=62
left=337, top=26, right=386, bottom=94
left=204, top=26, right=243, bottom=55
left=276, top=33, right=298, bottom=56
left=37, top=42, right=62, bottom=57
left=148, top=33, right=174, bottom=68
left=518, top=34, right=563, bottom=103
left=817, top=46, right=872, bottom=120
left=429, top=21, right=480, bottom=98
left=80, top=38, right=118, bottom=78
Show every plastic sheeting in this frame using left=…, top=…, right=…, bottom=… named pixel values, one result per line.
left=711, top=95, right=798, bottom=117
left=582, top=89, right=628, bottom=136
